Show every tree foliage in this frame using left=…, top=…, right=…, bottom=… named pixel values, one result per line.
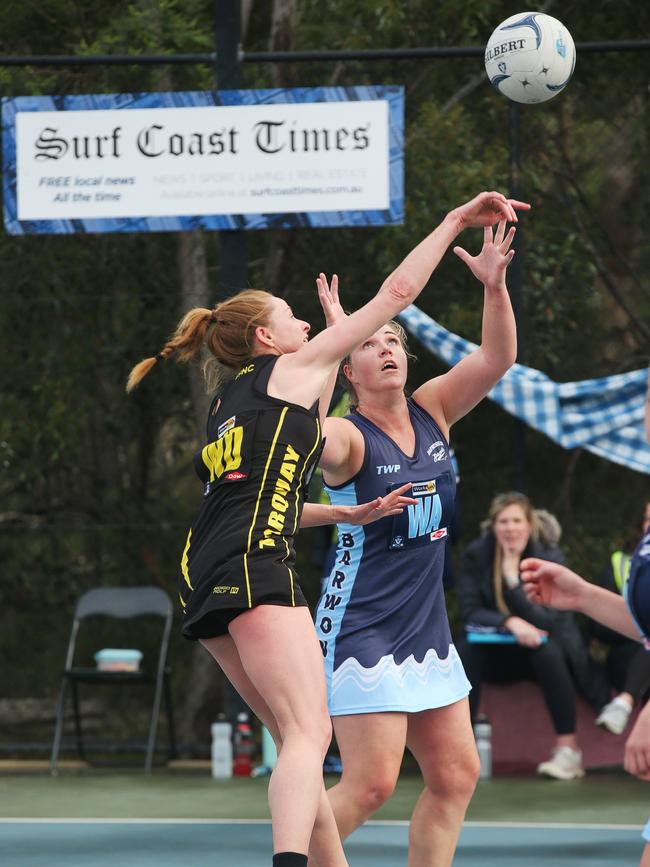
left=0, top=2, right=648, bottom=739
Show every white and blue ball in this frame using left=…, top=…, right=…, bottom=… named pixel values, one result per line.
left=484, top=12, right=576, bottom=104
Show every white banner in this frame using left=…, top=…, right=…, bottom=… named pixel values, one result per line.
left=15, top=101, right=389, bottom=222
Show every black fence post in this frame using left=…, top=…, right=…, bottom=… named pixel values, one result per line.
left=215, top=0, right=247, bottom=299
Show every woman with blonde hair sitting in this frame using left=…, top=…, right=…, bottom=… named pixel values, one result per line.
left=455, top=491, right=605, bottom=780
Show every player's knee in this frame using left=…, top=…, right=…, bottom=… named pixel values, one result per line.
left=427, top=749, right=480, bottom=804
left=299, top=713, right=333, bottom=759
left=281, top=710, right=331, bottom=759
left=353, top=773, right=398, bottom=816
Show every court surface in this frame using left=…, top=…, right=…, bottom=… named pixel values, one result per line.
left=1, top=771, right=647, bottom=866
left=0, top=818, right=644, bottom=867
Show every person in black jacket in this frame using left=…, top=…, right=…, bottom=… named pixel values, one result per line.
left=455, top=491, right=607, bottom=780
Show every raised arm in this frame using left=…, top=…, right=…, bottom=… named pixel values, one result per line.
left=269, top=193, right=530, bottom=410
left=412, top=220, right=517, bottom=436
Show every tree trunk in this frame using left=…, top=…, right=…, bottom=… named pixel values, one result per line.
left=262, top=0, right=298, bottom=291
left=137, top=0, right=225, bottom=751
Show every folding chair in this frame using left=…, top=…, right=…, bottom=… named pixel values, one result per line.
left=50, top=586, right=176, bottom=774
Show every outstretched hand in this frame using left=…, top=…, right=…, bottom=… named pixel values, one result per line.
left=316, top=273, right=346, bottom=327
left=520, top=558, right=587, bottom=611
left=344, top=483, right=416, bottom=526
left=453, top=191, right=530, bottom=229
left=453, top=220, right=516, bottom=290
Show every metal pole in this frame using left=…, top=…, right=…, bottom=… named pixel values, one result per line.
left=1, top=39, right=649, bottom=67
left=215, top=0, right=247, bottom=299
left=509, top=101, right=526, bottom=492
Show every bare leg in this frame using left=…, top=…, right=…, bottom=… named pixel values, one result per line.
left=203, top=607, right=347, bottom=863
left=326, top=713, right=407, bottom=839
left=640, top=842, right=650, bottom=867
left=405, top=698, right=480, bottom=867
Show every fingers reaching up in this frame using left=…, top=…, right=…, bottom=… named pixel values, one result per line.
left=452, top=219, right=517, bottom=288
left=316, top=273, right=345, bottom=327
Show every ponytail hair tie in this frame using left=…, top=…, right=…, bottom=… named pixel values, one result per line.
left=209, top=309, right=218, bottom=323
left=155, top=352, right=165, bottom=362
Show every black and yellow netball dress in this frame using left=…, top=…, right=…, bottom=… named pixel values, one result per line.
left=178, top=355, right=322, bottom=639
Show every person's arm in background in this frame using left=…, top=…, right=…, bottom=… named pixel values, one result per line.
left=456, top=549, right=548, bottom=649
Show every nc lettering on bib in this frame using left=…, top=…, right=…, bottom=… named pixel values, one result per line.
left=387, top=472, right=454, bottom=550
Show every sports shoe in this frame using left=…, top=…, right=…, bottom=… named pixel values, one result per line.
left=537, top=746, right=585, bottom=780
left=595, top=696, right=633, bottom=735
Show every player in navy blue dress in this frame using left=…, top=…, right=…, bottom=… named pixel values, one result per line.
left=522, top=374, right=650, bottom=867
left=127, top=193, right=528, bottom=867
left=314, top=219, right=520, bottom=866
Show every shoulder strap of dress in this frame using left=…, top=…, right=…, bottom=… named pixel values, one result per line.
left=408, top=396, right=448, bottom=443
left=248, top=355, right=278, bottom=397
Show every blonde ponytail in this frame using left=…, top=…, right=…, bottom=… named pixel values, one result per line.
left=126, top=290, right=274, bottom=393
left=126, top=307, right=214, bottom=392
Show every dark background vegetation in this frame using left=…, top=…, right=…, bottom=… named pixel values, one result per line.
left=0, top=0, right=648, bottom=754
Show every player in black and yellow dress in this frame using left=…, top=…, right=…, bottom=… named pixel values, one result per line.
left=179, top=353, right=323, bottom=639
left=126, top=191, right=527, bottom=867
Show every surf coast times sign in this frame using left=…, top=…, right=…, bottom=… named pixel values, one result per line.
left=2, top=86, right=403, bottom=235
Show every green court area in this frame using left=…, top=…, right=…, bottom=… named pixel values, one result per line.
left=1, top=771, right=648, bottom=867
left=0, top=770, right=647, bottom=825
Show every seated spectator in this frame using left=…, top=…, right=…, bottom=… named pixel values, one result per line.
left=593, top=499, right=650, bottom=735
left=455, top=491, right=608, bottom=781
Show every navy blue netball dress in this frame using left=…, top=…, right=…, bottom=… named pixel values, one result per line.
left=314, top=398, right=470, bottom=715
left=625, top=525, right=650, bottom=647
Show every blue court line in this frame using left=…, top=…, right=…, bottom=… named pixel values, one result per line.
left=0, top=821, right=643, bottom=867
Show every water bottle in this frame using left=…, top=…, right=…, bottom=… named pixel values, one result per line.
left=233, top=711, right=255, bottom=777
left=262, top=725, right=277, bottom=770
left=211, top=716, right=233, bottom=779
left=474, top=715, right=492, bottom=780
left=251, top=726, right=278, bottom=778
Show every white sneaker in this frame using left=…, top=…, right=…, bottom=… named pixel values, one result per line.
left=596, top=697, right=633, bottom=735
left=537, top=746, right=585, bottom=780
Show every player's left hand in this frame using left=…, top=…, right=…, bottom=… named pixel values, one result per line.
left=316, top=273, right=346, bottom=327
left=344, top=482, right=416, bottom=526
left=452, top=221, right=516, bottom=291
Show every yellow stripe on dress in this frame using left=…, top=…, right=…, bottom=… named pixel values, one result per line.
left=281, top=537, right=295, bottom=606
left=290, top=416, right=321, bottom=535
left=180, top=529, right=194, bottom=590
left=243, top=405, right=289, bottom=608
